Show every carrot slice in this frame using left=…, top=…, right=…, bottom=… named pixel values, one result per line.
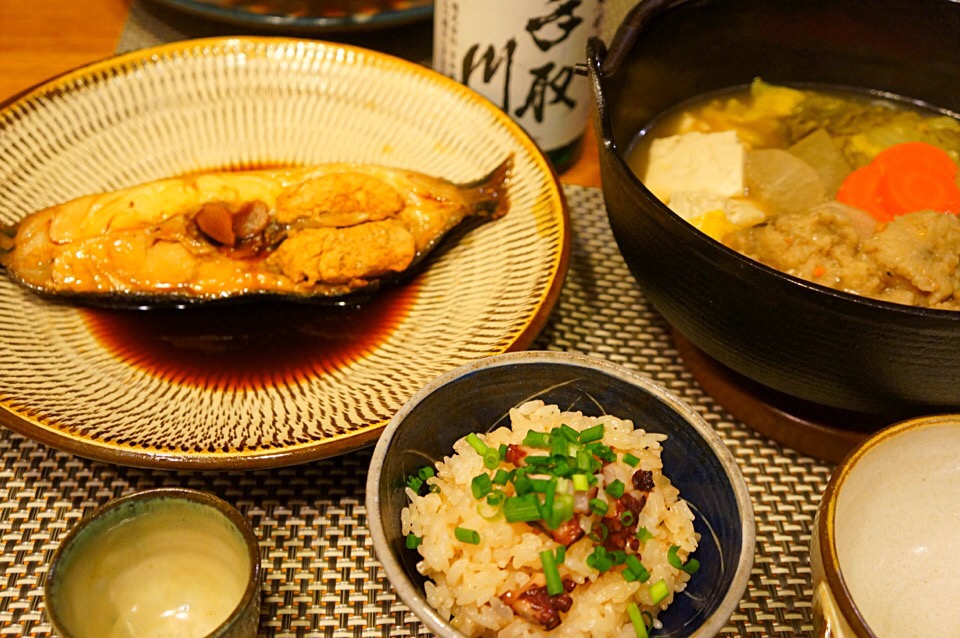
left=873, top=141, right=957, bottom=180
left=837, top=141, right=960, bottom=221
left=880, top=168, right=960, bottom=216
left=837, top=164, right=891, bottom=221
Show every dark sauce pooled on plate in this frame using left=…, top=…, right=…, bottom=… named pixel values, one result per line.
left=81, top=281, right=419, bottom=391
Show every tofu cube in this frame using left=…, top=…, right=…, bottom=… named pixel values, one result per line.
left=643, top=130, right=745, bottom=203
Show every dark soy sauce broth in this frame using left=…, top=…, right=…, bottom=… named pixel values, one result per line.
left=81, top=281, right=419, bottom=391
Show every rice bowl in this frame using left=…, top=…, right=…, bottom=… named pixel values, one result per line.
left=401, top=400, right=700, bottom=637
left=366, top=350, right=755, bottom=638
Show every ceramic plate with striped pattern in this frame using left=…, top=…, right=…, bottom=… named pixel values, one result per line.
left=0, top=37, right=569, bottom=469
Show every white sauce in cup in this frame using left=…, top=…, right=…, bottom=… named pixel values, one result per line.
left=52, top=498, right=252, bottom=637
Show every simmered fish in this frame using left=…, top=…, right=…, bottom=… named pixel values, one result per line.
left=0, top=158, right=512, bottom=306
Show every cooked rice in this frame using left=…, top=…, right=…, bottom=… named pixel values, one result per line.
left=401, top=400, right=700, bottom=637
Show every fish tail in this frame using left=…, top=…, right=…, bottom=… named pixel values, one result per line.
left=459, top=154, right=513, bottom=219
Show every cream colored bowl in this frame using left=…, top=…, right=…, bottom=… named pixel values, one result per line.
left=811, top=415, right=960, bottom=637
left=44, top=488, right=262, bottom=638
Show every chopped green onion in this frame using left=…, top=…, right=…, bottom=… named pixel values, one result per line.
left=477, top=500, right=501, bottom=521
left=604, top=479, right=626, bottom=499
left=550, top=432, right=570, bottom=457
left=635, top=564, right=652, bottom=583
left=589, top=498, right=609, bottom=517
left=483, top=448, right=501, bottom=469
left=587, top=442, right=617, bottom=462
left=418, top=466, right=435, bottom=480
left=576, top=449, right=596, bottom=472
left=622, top=568, right=640, bottom=582
left=542, top=481, right=574, bottom=531
left=627, top=602, right=649, bottom=638
left=579, top=423, right=605, bottom=443
left=492, top=469, right=511, bottom=485
left=513, top=475, right=534, bottom=496
left=596, top=554, right=614, bottom=572
left=524, top=455, right=553, bottom=466
left=522, top=430, right=551, bottom=448
left=552, top=457, right=575, bottom=477
left=636, top=527, right=654, bottom=543
left=405, top=533, right=422, bottom=549
left=609, top=550, right=627, bottom=565
left=542, top=478, right=557, bottom=523
left=667, top=545, right=701, bottom=574
left=585, top=551, right=597, bottom=568
left=559, top=424, right=580, bottom=443
left=587, top=546, right=614, bottom=573
left=471, top=473, right=493, bottom=499
left=622, top=453, right=640, bottom=467
left=624, top=555, right=650, bottom=582
left=454, top=527, right=481, bottom=545
left=428, top=484, right=441, bottom=494
left=572, top=473, right=591, bottom=492
left=649, top=578, right=669, bottom=604
left=498, top=443, right=508, bottom=461
left=540, top=549, right=564, bottom=595
left=555, top=545, right=566, bottom=565
left=486, top=490, right=505, bottom=507
left=406, top=475, right=423, bottom=492
left=545, top=493, right=574, bottom=530
left=530, top=478, right=551, bottom=493
left=620, top=510, right=635, bottom=527
left=587, top=522, right=609, bottom=543
left=465, top=433, right=488, bottom=455
left=503, top=494, right=542, bottom=522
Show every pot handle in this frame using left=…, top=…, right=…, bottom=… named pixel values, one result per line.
left=584, top=36, right=615, bottom=156
left=584, top=0, right=676, bottom=156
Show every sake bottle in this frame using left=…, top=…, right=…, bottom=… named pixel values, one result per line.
left=433, top=0, right=604, bottom=173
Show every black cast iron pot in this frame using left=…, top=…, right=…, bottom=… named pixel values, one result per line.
left=587, top=0, right=960, bottom=414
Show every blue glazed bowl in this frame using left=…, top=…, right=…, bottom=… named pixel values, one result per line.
left=366, top=351, right=755, bottom=637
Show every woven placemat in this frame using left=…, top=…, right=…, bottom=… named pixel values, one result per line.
left=0, top=184, right=829, bottom=637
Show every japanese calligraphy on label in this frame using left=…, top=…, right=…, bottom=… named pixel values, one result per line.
left=434, top=0, right=604, bottom=152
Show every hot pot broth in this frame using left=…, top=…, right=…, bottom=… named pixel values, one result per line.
left=627, top=80, right=960, bottom=310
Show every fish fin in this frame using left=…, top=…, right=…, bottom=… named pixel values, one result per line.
left=458, top=154, right=513, bottom=219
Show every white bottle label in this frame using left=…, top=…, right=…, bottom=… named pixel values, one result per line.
left=433, top=0, right=603, bottom=152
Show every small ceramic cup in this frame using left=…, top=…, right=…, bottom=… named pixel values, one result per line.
left=45, top=488, right=262, bottom=638
left=811, top=414, right=960, bottom=637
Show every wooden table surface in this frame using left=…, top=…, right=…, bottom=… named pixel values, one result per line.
left=0, top=0, right=602, bottom=188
